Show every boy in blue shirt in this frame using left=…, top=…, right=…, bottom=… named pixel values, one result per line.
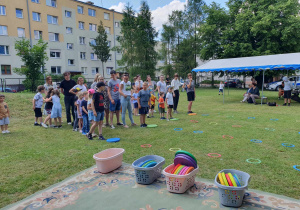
left=33, top=85, right=45, bottom=126
left=137, top=82, right=151, bottom=127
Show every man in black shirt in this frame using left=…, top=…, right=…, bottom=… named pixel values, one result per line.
left=60, top=72, right=77, bottom=124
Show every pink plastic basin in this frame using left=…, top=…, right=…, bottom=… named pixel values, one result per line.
left=93, top=148, right=125, bottom=173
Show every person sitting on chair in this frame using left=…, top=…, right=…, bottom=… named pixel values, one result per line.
left=249, top=83, right=260, bottom=104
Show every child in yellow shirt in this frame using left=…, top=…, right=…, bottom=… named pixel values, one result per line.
left=147, top=93, right=158, bottom=118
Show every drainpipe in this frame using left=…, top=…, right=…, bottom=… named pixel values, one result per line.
left=111, top=9, right=117, bottom=72
left=26, top=0, right=33, bottom=47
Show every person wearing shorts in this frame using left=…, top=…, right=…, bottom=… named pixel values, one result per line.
left=282, top=76, right=293, bottom=106
left=184, top=73, right=196, bottom=113
left=138, top=82, right=151, bottom=127
left=0, top=94, right=10, bottom=134
left=158, top=92, right=165, bottom=119
left=33, top=85, right=45, bottom=126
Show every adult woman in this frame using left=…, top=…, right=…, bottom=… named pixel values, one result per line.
left=157, top=75, right=167, bottom=109
left=147, top=75, right=156, bottom=95
left=171, top=73, right=181, bottom=113
left=44, top=76, right=57, bottom=94
left=184, top=73, right=195, bottom=113
left=91, top=73, right=101, bottom=90
left=135, top=75, right=143, bottom=91
left=249, top=83, right=260, bottom=104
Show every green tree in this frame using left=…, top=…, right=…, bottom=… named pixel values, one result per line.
left=14, top=39, right=48, bottom=92
left=90, top=20, right=110, bottom=77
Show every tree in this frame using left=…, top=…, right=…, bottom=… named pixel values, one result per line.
left=14, top=39, right=48, bottom=92
left=90, top=20, right=110, bottom=77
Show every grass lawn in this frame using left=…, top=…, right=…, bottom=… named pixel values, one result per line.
left=0, top=88, right=299, bottom=208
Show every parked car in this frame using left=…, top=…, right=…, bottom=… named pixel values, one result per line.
left=0, top=87, right=16, bottom=93
left=266, top=76, right=300, bottom=91
left=224, top=79, right=242, bottom=88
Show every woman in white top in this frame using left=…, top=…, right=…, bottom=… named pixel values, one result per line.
left=135, top=75, right=143, bottom=90
left=69, top=77, right=87, bottom=95
left=171, top=73, right=181, bottom=113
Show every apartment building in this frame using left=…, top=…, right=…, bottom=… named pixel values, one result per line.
left=0, top=0, right=123, bottom=84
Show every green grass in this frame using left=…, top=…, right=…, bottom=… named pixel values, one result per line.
left=0, top=88, right=299, bottom=208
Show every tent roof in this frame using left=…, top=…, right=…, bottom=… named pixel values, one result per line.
left=192, top=52, right=300, bottom=72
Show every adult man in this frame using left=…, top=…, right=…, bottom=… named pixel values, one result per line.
left=60, top=72, right=76, bottom=124
left=119, top=72, right=136, bottom=128
left=107, top=70, right=122, bottom=129
left=184, top=73, right=196, bottom=113
left=171, top=73, right=181, bottom=113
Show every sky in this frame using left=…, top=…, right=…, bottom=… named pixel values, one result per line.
left=82, top=0, right=227, bottom=34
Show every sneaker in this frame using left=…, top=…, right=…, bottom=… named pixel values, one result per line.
left=147, top=116, right=150, bottom=118
left=131, top=123, right=137, bottom=126
left=82, top=132, right=87, bottom=135
left=117, top=122, right=123, bottom=126
left=144, top=123, right=147, bottom=127
left=123, top=125, right=129, bottom=128
left=58, top=125, right=62, bottom=128
left=53, top=126, right=58, bottom=128
left=110, top=125, right=115, bottom=129
left=140, top=124, right=145, bottom=128
left=67, top=122, right=72, bottom=125
left=41, top=123, right=48, bottom=128
left=5, top=130, right=10, bottom=133
left=79, top=130, right=82, bottom=133
left=288, top=103, right=291, bottom=106
left=162, top=117, right=166, bottom=119
left=154, top=110, right=157, bottom=113
left=49, top=125, right=55, bottom=128
left=167, top=119, right=170, bottom=121
left=2, top=131, right=6, bottom=134
left=92, top=133, right=98, bottom=137
left=98, top=135, right=106, bottom=140
left=283, top=103, right=287, bottom=106
left=86, top=133, right=93, bottom=140
left=34, top=122, right=39, bottom=126
left=73, top=128, right=78, bottom=132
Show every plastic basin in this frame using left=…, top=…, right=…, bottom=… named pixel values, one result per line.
left=93, top=148, right=125, bottom=173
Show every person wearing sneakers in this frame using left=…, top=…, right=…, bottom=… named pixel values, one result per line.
left=33, top=85, right=45, bottom=126
left=107, top=70, right=123, bottom=129
left=119, top=72, right=136, bottom=128
left=171, top=73, right=181, bottom=113
left=137, top=82, right=151, bottom=127
left=282, top=76, right=293, bottom=106
left=184, top=73, right=196, bottom=114
left=86, top=82, right=106, bottom=140
left=0, top=94, right=10, bottom=134
left=166, top=86, right=174, bottom=121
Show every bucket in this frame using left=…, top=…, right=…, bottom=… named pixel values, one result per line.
left=93, top=148, right=125, bottom=173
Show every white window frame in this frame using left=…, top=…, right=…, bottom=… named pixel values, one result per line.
left=16, top=9, right=23, bottom=18
left=104, top=27, right=110, bottom=34
left=49, top=32, right=59, bottom=42
left=77, top=6, right=83, bottom=14
left=90, top=38, right=96, bottom=46
left=66, top=27, right=72, bottom=34
left=80, top=52, right=86, bottom=60
left=91, top=67, right=99, bottom=75
left=34, top=30, right=42, bottom=39
left=90, top=53, right=97, bottom=60
left=46, top=0, right=57, bottom=8
left=79, top=21, right=84, bottom=30
left=47, top=15, right=58, bottom=24
left=31, top=0, right=40, bottom=3
left=88, top=8, right=95, bottom=17
left=65, top=10, right=71, bottom=18
left=32, top=12, right=41, bottom=22
left=50, top=50, right=61, bottom=58
left=106, top=67, right=113, bottom=75
left=68, top=59, right=75, bottom=66
left=0, top=25, right=8, bottom=35
left=17, top=28, right=25, bottom=38
left=0, top=6, right=6, bottom=16
left=51, top=66, right=61, bottom=74
left=115, top=22, right=120, bottom=28
left=81, top=67, right=87, bottom=75
left=0, top=45, right=9, bottom=55
left=89, top=23, right=96, bottom=31
left=104, top=12, right=110, bottom=20
left=79, top=36, right=85, bottom=45
left=67, top=43, right=73, bottom=50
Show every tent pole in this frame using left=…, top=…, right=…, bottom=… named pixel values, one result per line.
left=223, top=72, right=225, bottom=104
left=261, top=70, right=265, bottom=106
left=227, top=72, right=229, bottom=96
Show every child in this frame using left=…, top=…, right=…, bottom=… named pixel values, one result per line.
left=42, top=87, right=54, bottom=128
left=0, top=94, right=10, bottom=133
left=148, top=92, right=157, bottom=118
left=219, top=81, right=224, bottom=95
left=166, top=86, right=174, bottom=121
left=76, top=91, right=84, bottom=133
left=137, top=82, right=151, bottom=127
left=97, top=76, right=110, bottom=127
left=87, top=82, right=106, bottom=140
left=73, top=95, right=79, bottom=131
left=33, top=85, right=45, bottom=126
left=131, top=87, right=139, bottom=116
left=81, top=91, right=89, bottom=135
left=50, top=90, right=62, bottom=128
left=159, top=92, right=165, bottom=120
left=87, top=89, right=97, bottom=137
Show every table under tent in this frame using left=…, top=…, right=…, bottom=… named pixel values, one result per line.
left=192, top=52, right=300, bottom=105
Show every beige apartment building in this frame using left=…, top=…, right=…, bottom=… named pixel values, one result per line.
left=0, top=0, right=123, bottom=85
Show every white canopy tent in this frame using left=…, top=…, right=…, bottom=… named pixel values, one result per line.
left=192, top=53, right=300, bottom=105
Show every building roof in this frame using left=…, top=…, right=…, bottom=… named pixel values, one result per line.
left=192, top=52, right=300, bottom=72
left=73, top=0, right=123, bottom=15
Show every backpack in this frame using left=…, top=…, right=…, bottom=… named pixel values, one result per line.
left=268, top=102, right=276, bottom=106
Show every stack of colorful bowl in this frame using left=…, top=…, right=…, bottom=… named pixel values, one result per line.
left=171, top=150, right=197, bottom=175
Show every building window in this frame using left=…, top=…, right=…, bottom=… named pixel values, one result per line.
left=0, top=25, right=8, bottom=35
left=81, top=67, right=87, bottom=75
left=1, top=65, right=11, bottom=75
left=90, top=53, right=97, bottom=60
left=66, top=27, right=72, bottom=34
left=115, top=22, right=120, bottom=28
left=31, top=0, right=40, bottom=3
left=108, top=54, right=112, bottom=61
left=79, top=21, right=84, bottom=30
left=51, top=66, right=61, bottom=74
left=50, top=50, right=60, bottom=58
left=67, top=43, right=73, bottom=50
left=0, top=45, right=9, bottom=55
left=88, top=9, right=95, bottom=17
left=47, top=15, right=58, bottom=24
left=91, top=67, right=99, bottom=75
left=77, top=6, right=83, bottom=14
left=0, top=6, right=6, bottom=16
left=104, top=27, right=110, bottom=34
left=65, top=10, right=71, bottom=18
left=49, top=33, right=59, bottom=41
left=79, top=36, right=85, bottom=44
left=34, top=30, right=42, bottom=39
left=46, top=0, right=57, bottom=7
left=107, top=41, right=111, bottom=47
left=68, top=59, right=74, bottom=65
left=17, top=28, right=25, bottom=38
left=104, top=12, right=110, bottom=20
left=80, top=52, right=86, bottom=59
left=106, top=67, right=113, bottom=75
left=89, top=24, right=96, bottom=31
left=90, top=38, right=96, bottom=46
left=16, top=9, right=23, bottom=18
left=32, top=12, right=41, bottom=21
